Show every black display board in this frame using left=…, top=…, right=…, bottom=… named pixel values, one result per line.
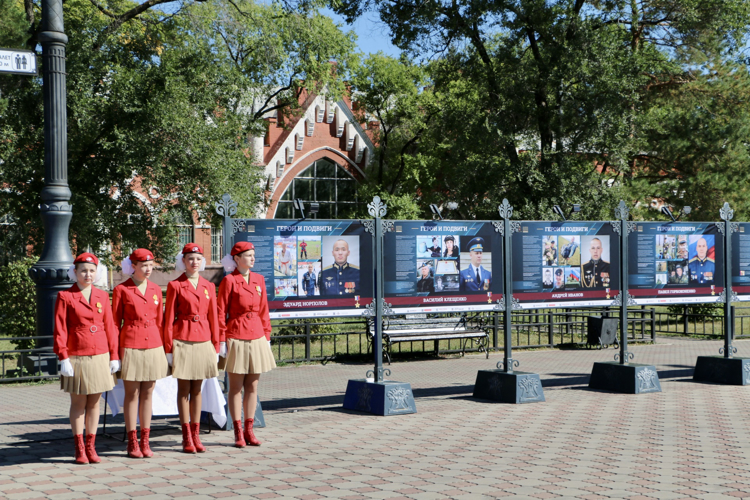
left=383, top=221, right=503, bottom=313
left=511, top=222, right=620, bottom=308
left=234, top=220, right=373, bottom=318
left=628, top=222, right=723, bottom=304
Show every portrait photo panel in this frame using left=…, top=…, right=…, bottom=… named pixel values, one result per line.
left=297, top=261, right=321, bottom=297
left=297, top=236, right=321, bottom=261
left=321, top=236, right=360, bottom=269
left=274, top=236, right=297, bottom=277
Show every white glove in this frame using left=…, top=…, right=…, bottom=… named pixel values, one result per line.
left=216, top=353, right=220, bottom=363
left=60, top=358, right=74, bottom=377
left=219, top=342, right=227, bottom=358
left=268, top=338, right=272, bottom=346
left=110, top=360, right=121, bottom=374
left=166, top=353, right=173, bottom=366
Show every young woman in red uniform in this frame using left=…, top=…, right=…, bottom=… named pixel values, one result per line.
left=163, top=243, right=220, bottom=453
left=54, top=253, right=119, bottom=464
left=113, top=248, right=168, bottom=458
left=218, top=241, right=276, bottom=448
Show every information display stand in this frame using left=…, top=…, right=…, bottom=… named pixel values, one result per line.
left=589, top=202, right=662, bottom=394
left=694, top=203, right=750, bottom=385
left=472, top=200, right=545, bottom=404
left=342, top=197, right=417, bottom=416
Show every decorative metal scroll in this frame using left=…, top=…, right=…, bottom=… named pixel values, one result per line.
left=614, top=200, right=629, bottom=220
left=215, top=193, right=238, bottom=218
left=361, top=301, right=375, bottom=318
left=498, top=198, right=513, bottom=220
left=614, top=351, right=634, bottom=363
left=368, top=196, right=387, bottom=218
left=496, top=358, right=520, bottom=371
left=492, top=221, right=504, bottom=235
left=362, top=220, right=375, bottom=235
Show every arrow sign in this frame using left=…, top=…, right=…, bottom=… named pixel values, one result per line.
left=0, top=48, right=38, bottom=76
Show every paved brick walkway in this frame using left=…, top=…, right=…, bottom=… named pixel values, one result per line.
left=2, top=337, right=750, bottom=499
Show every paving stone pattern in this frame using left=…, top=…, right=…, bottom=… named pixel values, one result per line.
left=2, top=337, right=750, bottom=499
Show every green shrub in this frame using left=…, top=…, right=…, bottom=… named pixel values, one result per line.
left=0, top=257, right=37, bottom=349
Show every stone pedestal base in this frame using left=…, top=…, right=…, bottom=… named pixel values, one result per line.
left=343, top=380, right=417, bottom=416
left=589, top=362, right=662, bottom=394
left=473, top=370, right=545, bottom=403
left=694, top=356, right=750, bottom=385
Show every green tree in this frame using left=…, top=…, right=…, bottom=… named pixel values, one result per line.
left=0, top=0, right=356, bottom=264
left=334, top=0, right=750, bottom=220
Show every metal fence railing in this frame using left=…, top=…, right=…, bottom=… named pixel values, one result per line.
left=4, top=306, right=750, bottom=380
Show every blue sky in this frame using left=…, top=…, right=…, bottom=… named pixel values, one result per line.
left=321, top=8, right=402, bottom=57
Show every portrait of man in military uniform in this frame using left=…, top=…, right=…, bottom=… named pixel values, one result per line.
left=581, top=236, right=610, bottom=289
left=553, top=268, right=565, bottom=290
left=458, top=237, right=491, bottom=292
left=416, top=261, right=435, bottom=293
left=542, top=268, right=553, bottom=288
left=300, top=263, right=318, bottom=296
left=543, top=236, right=557, bottom=267
left=688, top=235, right=715, bottom=284
left=319, top=237, right=360, bottom=296
left=668, top=262, right=688, bottom=284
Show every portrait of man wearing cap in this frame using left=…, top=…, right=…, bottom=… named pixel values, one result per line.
left=443, top=235, right=459, bottom=258
left=553, top=268, right=565, bottom=290
left=416, top=261, right=435, bottom=293
left=458, top=237, right=491, bottom=292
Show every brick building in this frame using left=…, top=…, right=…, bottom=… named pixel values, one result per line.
left=111, top=91, right=376, bottom=288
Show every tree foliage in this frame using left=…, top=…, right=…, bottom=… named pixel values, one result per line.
left=0, top=0, right=356, bottom=264
left=337, top=0, right=750, bottom=221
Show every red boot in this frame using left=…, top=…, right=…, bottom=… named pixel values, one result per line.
left=74, top=434, right=89, bottom=464
left=190, top=423, right=206, bottom=453
left=140, top=428, right=153, bottom=458
left=127, top=430, right=143, bottom=458
left=85, top=434, right=101, bottom=463
left=181, top=423, right=196, bottom=454
left=244, top=418, right=262, bottom=446
left=233, top=420, right=246, bottom=448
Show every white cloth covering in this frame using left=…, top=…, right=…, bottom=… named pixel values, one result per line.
left=102, top=376, right=227, bottom=427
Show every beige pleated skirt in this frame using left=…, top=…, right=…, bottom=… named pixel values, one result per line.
left=172, top=339, right=219, bottom=380
left=61, top=353, right=116, bottom=395
left=120, top=346, right=169, bottom=382
left=224, top=337, right=276, bottom=375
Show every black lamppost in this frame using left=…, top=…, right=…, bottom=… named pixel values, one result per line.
left=27, top=0, right=74, bottom=363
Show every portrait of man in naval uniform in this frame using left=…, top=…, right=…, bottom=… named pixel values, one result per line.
left=581, top=236, right=611, bottom=289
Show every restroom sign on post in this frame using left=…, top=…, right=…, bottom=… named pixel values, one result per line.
left=0, top=48, right=38, bottom=76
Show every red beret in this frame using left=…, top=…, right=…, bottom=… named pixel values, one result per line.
left=74, top=252, right=99, bottom=266
left=230, top=241, right=255, bottom=256
left=129, top=248, right=154, bottom=262
left=181, top=243, right=203, bottom=255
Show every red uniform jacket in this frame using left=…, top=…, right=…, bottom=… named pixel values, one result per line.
left=162, top=274, right=220, bottom=354
left=112, top=278, right=164, bottom=350
left=218, top=270, right=272, bottom=342
left=54, top=284, right=119, bottom=361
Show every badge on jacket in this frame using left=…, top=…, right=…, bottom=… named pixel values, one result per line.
left=153, top=294, right=159, bottom=305
left=96, top=301, right=102, bottom=313
left=204, top=289, right=210, bottom=300
left=256, top=285, right=262, bottom=295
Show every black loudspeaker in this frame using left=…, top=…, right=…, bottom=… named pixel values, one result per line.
left=586, top=316, right=619, bottom=348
